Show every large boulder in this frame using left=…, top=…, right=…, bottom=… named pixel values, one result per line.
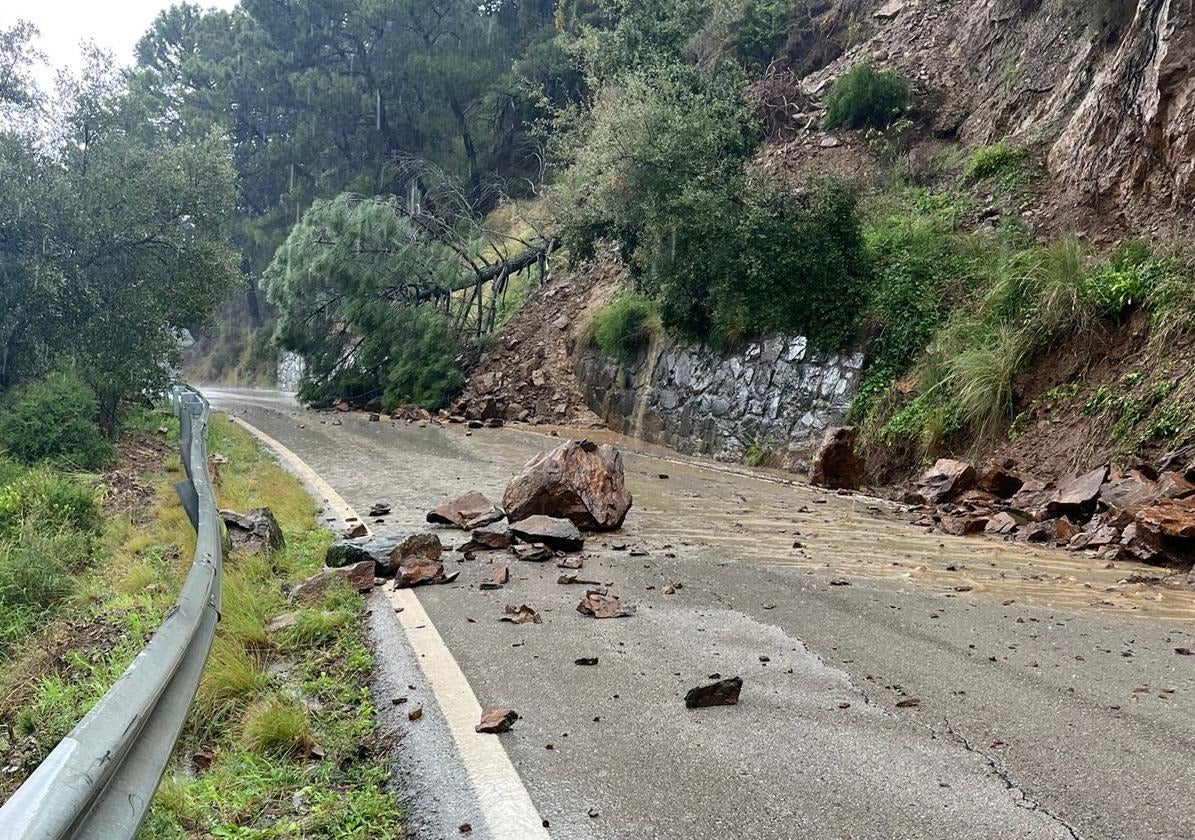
left=976, top=463, right=1023, bottom=498
left=510, top=515, right=584, bottom=552
left=809, top=426, right=864, bottom=491
left=427, top=490, right=505, bottom=530
left=503, top=440, right=632, bottom=530
left=904, top=459, right=976, bottom=505
left=220, top=508, right=285, bottom=554
left=1008, top=478, right=1054, bottom=522
left=1134, top=498, right=1195, bottom=566
left=1044, top=465, right=1108, bottom=520
left=1100, top=468, right=1161, bottom=518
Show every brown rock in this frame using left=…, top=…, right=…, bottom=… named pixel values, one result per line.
left=481, top=564, right=510, bottom=590
left=976, top=464, right=1024, bottom=498
left=1045, top=465, right=1108, bottom=519
left=460, top=520, right=514, bottom=552
left=684, top=676, right=743, bottom=708
left=1053, top=518, right=1080, bottom=544
left=905, top=459, right=976, bottom=505
left=499, top=604, right=541, bottom=624
left=1158, top=471, right=1195, bottom=500
left=503, top=440, right=632, bottom=530
left=220, top=508, right=285, bottom=554
left=941, top=516, right=988, bottom=536
left=391, top=533, right=448, bottom=587
left=1135, top=498, right=1195, bottom=565
left=1008, top=478, right=1054, bottom=521
left=577, top=590, right=634, bottom=619
left=511, top=543, right=552, bottom=562
left=810, top=426, right=864, bottom=491
left=985, top=511, right=1020, bottom=535
left=342, top=521, right=368, bottom=539
left=509, top=515, right=584, bottom=552
left=1101, top=468, right=1161, bottom=515
left=427, top=491, right=505, bottom=530
left=475, top=708, right=519, bottom=733
left=290, top=560, right=375, bottom=603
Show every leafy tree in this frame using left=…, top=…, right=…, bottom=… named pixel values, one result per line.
left=0, top=41, right=240, bottom=430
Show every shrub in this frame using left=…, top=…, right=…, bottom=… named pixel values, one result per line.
left=0, top=373, right=112, bottom=470
left=588, top=292, right=661, bottom=361
left=242, top=695, right=315, bottom=758
left=0, top=468, right=100, bottom=535
left=964, top=142, right=1028, bottom=182
left=822, top=64, right=910, bottom=131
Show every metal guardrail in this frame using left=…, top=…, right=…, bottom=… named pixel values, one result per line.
left=0, top=385, right=223, bottom=839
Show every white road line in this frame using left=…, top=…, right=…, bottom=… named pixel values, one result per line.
left=225, top=413, right=551, bottom=839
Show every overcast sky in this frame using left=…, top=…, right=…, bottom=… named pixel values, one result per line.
left=2, top=0, right=238, bottom=90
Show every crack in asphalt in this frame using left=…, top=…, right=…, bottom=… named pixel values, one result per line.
left=939, top=717, right=1083, bottom=840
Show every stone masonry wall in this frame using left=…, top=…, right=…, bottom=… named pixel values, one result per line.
left=575, top=334, right=865, bottom=466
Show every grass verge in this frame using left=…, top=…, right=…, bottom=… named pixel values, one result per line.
left=0, top=413, right=403, bottom=838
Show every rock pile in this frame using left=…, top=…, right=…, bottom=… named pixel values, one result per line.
left=906, top=458, right=1195, bottom=570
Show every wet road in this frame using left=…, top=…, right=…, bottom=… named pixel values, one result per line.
left=208, top=388, right=1195, bottom=840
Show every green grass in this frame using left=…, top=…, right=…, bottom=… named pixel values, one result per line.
left=822, top=63, right=910, bottom=131
left=0, top=414, right=402, bottom=837
left=964, top=141, right=1028, bottom=182
left=587, top=291, right=662, bottom=361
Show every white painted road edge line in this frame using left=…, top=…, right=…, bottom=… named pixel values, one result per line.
left=225, top=414, right=551, bottom=839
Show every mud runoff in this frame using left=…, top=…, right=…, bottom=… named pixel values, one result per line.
left=517, top=424, right=1195, bottom=622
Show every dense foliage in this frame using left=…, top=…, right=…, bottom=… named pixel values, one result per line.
left=1, top=26, right=240, bottom=430
left=0, top=374, right=113, bottom=471
left=822, top=63, right=910, bottom=131
left=588, top=292, right=662, bottom=360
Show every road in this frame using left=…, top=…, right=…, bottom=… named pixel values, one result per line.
left=208, top=388, right=1195, bottom=840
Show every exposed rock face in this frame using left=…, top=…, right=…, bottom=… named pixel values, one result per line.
left=905, top=460, right=976, bottom=505
left=427, top=491, right=505, bottom=530
left=503, top=440, right=632, bottom=530
left=220, top=508, right=285, bottom=554
left=810, top=426, right=864, bottom=490
left=576, top=334, right=864, bottom=467
left=509, top=515, right=584, bottom=552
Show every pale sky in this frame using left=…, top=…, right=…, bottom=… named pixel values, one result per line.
left=2, top=0, right=238, bottom=90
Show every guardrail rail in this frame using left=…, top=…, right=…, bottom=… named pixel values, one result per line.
left=0, top=385, right=223, bottom=839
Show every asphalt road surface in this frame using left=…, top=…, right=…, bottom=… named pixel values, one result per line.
left=207, top=388, right=1195, bottom=840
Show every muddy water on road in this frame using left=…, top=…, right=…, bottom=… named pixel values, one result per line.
left=210, top=390, right=1195, bottom=622
left=502, top=423, right=1195, bottom=623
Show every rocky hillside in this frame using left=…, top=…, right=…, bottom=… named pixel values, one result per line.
left=801, top=0, right=1194, bottom=233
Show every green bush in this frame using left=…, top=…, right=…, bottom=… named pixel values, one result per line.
left=588, top=292, right=661, bottom=361
left=0, top=373, right=112, bottom=470
left=0, top=467, right=100, bottom=535
left=822, top=64, right=910, bottom=131
left=964, top=142, right=1028, bottom=182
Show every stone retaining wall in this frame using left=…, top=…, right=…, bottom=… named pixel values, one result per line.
left=575, top=335, right=865, bottom=466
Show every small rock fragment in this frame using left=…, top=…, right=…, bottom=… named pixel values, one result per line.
left=577, top=590, right=634, bottom=619
left=684, top=676, right=743, bottom=708
left=475, top=708, right=519, bottom=733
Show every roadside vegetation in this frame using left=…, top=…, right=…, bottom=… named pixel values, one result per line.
left=0, top=399, right=402, bottom=837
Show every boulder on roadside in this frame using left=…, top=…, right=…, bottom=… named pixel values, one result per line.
left=1045, top=465, right=1108, bottom=520
left=324, top=540, right=375, bottom=569
left=1100, top=468, right=1161, bottom=518
left=503, top=440, right=632, bottom=530
left=509, top=515, right=584, bottom=552
left=985, top=511, right=1020, bottom=535
left=426, top=491, right=505, bottom=530
left=810, top=426, right=864, bottom=491
left=1134, top=497, right=1195, bottom=565
left=220, top=507, right=285, bottom=554
left=390, top=533, right=451, bottom=587
left=290, top=560, right=375, bottom=604
left=459, top=520, right=513, bottom=553
left=684, top=677, right=743, bottom=709
left=904, top=459, right=976, bottom=505
left=976, top=464, right=1024, bottom=498
left=1008, top=478, right=1054, bottom=522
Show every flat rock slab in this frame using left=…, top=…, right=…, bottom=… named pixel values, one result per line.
left=510, top=514, right=584, bottom=552
left=577, top=590, right=634, bottom=619
left=290, top=560, right=374, bottom=604
left=475, top=708, right=519, bottom=734
left=427, top=490, right=505, bottom=530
